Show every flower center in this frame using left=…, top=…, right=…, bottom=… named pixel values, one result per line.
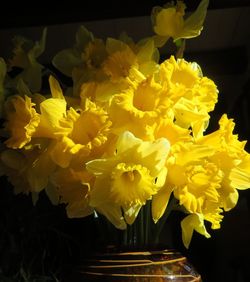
left=133, top=79, right=160, bottom=111
left=121, top=170, right=141, bottom=183
left=110, top=163, right=156, bottom=205
left=103, top=49, right=136, bottom=81
left=171, top=66, right=197, bottom=88
left=70, top=111, right=103, bottom=145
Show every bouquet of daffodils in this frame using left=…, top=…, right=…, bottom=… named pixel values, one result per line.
left=1, top=0, right=250, bottom=249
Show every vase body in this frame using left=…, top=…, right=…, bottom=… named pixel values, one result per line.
left=78, top=249, right=201, bottom=281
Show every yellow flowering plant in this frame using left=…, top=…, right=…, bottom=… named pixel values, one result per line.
left=0, top=0, right=250, bottom=252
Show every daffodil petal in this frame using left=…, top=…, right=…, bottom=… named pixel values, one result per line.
left=181, top=213, right=210, bottom=249
left=229, top=167, right=250, bottom=190
left=152, top=186, right=173, bottom=223
left=176, top=0, right=209, bottom=41
left=96, top=205, right=127, bottom=230
left=49, top=75, right=65, bottom=99
left=123, top=204, right=142, bottom=225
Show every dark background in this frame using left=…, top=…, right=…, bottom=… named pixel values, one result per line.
left=0, top=0, right=250, bottom=28
left=1, top=0, right=250, bottom=281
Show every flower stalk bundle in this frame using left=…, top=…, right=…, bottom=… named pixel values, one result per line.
left=0, top=0, right=250, bottom=249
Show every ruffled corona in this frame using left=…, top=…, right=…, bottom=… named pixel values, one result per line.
left=4, top=95, right=40, bottom=149
left=102, top=38, right=158, bottom=88
left=158, top=56, right=218, bottom=137
left=197, top=114, right=250, bottom=211
left=50, top=99, right=112, bottom=167
left=109, top=76, right=168, bottom=140
left=103, top=42, right=137, bottom=82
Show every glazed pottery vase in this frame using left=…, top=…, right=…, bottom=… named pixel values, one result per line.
left=78, top=249, right=201, bottom=281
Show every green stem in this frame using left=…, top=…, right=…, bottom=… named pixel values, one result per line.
left=139, top=206, right=144, bottom=247
left=120, top=198, right=177, bottom=250
left=123, top=228, right=128, bottom=248
left=145, top=202, right=151, bottom=247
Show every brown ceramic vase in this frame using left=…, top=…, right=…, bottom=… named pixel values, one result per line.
left=78, top=249, right=201, bottom=281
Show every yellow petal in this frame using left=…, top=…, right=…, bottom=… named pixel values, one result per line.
left=116, top=131, right=141, bottom=155
left=50, top=139, right=73, bottom=168
left=45, top=183, right=60, bottom=205
left=229, top=167, right=250, bottom=190
left=4, top=95, right=40, bottom=149
left=181, top=213, right=210, bottom=248
left=26, top=147, right=56, bottom=192
left=152, top=35, right=169, bottom=48
left=223, top=189, right=239, bottom=211
left=176, top=0, right=209, bottom=41
left=176, top=144, right=215, bottom=166
left=96, top=205, right=127, bottom=230
left=37, top=98, right=67, bottom=138
left=139, top=138, right=170, bottom=176
left=1, top=149, right=25, bottom=170
left=153, top=5, right=184, bottom=38
left=51, top=167, right=93, bottom=218
left=67, top=201, right=93, bottom=218
left=49, top=75, right=64, bottom=99
left=123, top=204, right=142, bottom=225
left=152, top=186, right=173, bottom=223
left=136, top=39, right=155, bottom=64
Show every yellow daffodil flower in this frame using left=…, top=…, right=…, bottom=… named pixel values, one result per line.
left=102, top=38, right=158, bottom=94
left=34, top=76, right=67, bottom=139
left=158, top=56, right=218, bottom=137
left=51, top=167, right=93, bottom=218
left=86, top=131, right=170, bottom=229
left=197, top=114, right=250, bottom=211
left=50, top=99, right=111, bottom=168
left=9, top=29, right=47, bottom=92
left=152, top=0, right=209, bottom=46
left=1, top=143, right=56, bottom=195
left=109, top=76, right=167, bottom=140
left=4, top=95, right=40, bottom=149
left=162, top=142, right=222, bottom=223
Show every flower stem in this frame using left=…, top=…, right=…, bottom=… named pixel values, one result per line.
left=145, top=202, right=150, bottom=246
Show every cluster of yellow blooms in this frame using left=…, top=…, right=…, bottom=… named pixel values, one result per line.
left=1, top=0, right=250, bottom=248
